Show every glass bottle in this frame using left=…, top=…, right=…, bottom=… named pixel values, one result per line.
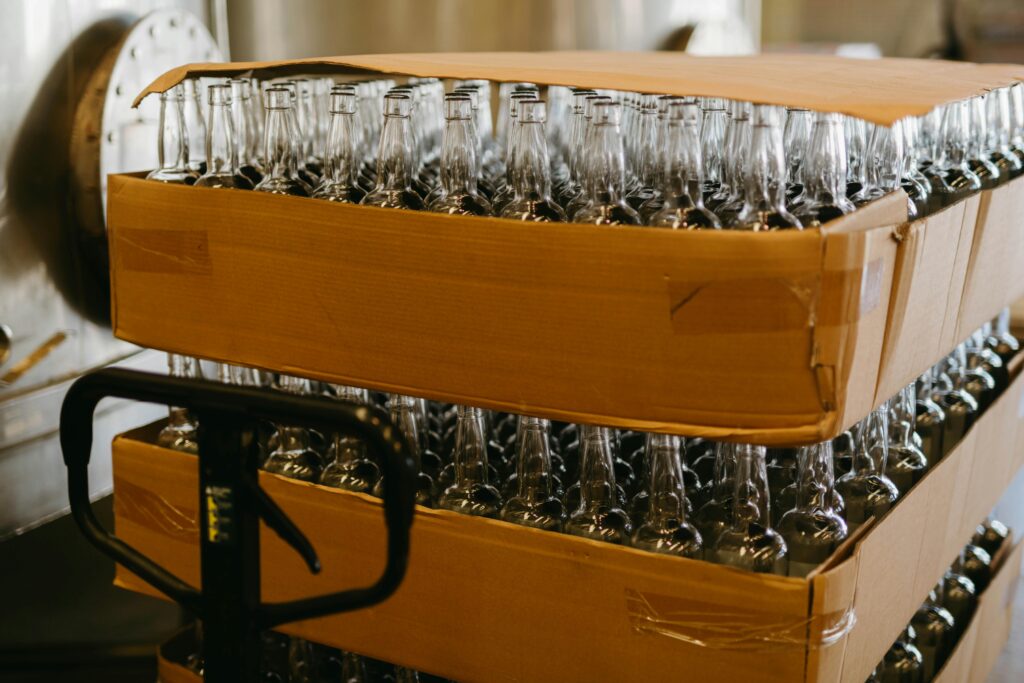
left=783, top=106, right=812, bottom=205
left=195, top=84, right=253, bottom=190
left=879, top=626, right=924, bottom=683
left=648, top=99, right=721, bottom=230
left=699, top=97, right=728, bottom=202
left=941, top=553, right=977, bottom=641
left=571, top=101, right=641, bottom=225
left=967, top=325, right=1008, bottom=393
left=885, top=383, right=928, bottom=495
left=313, top=90, right=366, bottom=204
left=834, top=405, right=899, bottom=532
left=147, top=84, right=199, bottom=185
left=564, top=425, right=628, bottom=512
left=565, top=94, right=611, bottom=218
left=372, top=395, right=435, bottom=506
left=394, top=667, right=420, bottom=683
left=625, top=94, right=660, bottom=212
left=915, top=370, right=946, bottom=463
left=428, top=95, right=492, bottom=216
left=795, top=111, right=854, bottom=226
left=157, top=354, right=201, bottom=453
left=972, top=517, right=1009, bottom=557
left=924, top=101, right=982, bottom=212
left=931, top=355, right=978, bottom=448
left=319, top=386, right=380, bottom=492
left=339, top=651, right=369, bottom=682
left=949, top=341, right=996, bottom=413
left=988, top=87, right=1024, bottom=179
left=844, top=116, right=868, bottom=198
left=437, top=406, right=502, bottom=517
left=733, top=105, right=802, bottom=231
left=229, top=78, right=263, bottom=186
left=361, top=93, right=426, bottom=210
left=967, top=95, right=1002, bottom=189
left=556, top=89, right=597, bottom=209
left=253, top=87, right=313, bottom=196
left=855, top=121, right=917, bottom=219
left=183, top=78, right=207, bottom=174
left=693, top=442, right=736, bottom=554
left=960, top=543, right=993, bottom=592
left=500, top=100, right=566, bottom=222
left=777, top=441, right=848, bottom=577
left=499, top=415, right=565, bottom=531
left=565, top=425, right=633, bottom=543
left=707, top=100, right=751, bottom=217
left=710, top=444, right=788, bottom=574
left=986, top=308, right=1020, bottom=365
left=262, top=375, right=321, bottom=482
left=910, top=588, right=955, bottom=681
left=491, top=92, right=539, bottom=214
left=630, top=433, right=702, bottom=558
left=900, top=117, right=932, bottom=218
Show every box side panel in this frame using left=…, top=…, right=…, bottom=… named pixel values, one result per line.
left=112, top=438, right=813, bottom=683
left=108, top=174, right=838, bottom=443
left=804, top=556, right=860, bottom=683
left=957, top=177, right=1024, bottom=340
left=966, top=540, right=1023, bottom=683
left=875, top=197, right=978, bottom=403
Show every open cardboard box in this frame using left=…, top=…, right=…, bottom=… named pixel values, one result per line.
left=108, top=52, right=1024, bottom=445
left=111, top=353, right=1024, bottom=683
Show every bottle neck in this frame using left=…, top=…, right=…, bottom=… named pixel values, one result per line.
left=577, top=426, right=618, bottom=512
left=158, top=96, right=190, bottom=171
left=852, top=407, right=889, bottom=475
left=645, top=434, right=687, bottom=526
left=585, top=123, right=627, bottom=203
left=512, top=120, right=553, bottom=200
left=263, top=108, right=300, bottom=180
left=632, top=108, right=659, bottom=187
left=731, top=444, right=770, bottom=528
left=376, top=114, right=416, bottom=190
left=795, top=443, right=836, bottom=511
left=726, top=116, right=752, bottom=200
left=206, top=101, right=238, bottom=176
left=711, top=443, right=737, bottom=501
left=661, top=118, right=704, bottom=204
left=700, top=109, right=726, bottom=184
left=390, top=397, right=424, bottom=473
left=440, top=118, right=479, bottom=196
left=325, top=111, right=359, bottom=186
left=741, top=121, right=786, bottom=214
left=805, top=117, right=852, bottom=210
left=515, top=416, right=555, bottom=498
left=452, top=406, right=488, bottom=487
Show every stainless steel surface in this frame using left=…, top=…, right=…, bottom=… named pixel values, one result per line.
left=227, top=0, right=760, bottom=59
left=0, top=0, right=217, bottom=537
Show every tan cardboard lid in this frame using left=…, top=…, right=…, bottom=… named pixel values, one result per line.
left=133, top=51, right=1024, bottom=125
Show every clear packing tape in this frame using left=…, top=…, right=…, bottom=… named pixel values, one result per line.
left=625, top=589, right=856, bottom=651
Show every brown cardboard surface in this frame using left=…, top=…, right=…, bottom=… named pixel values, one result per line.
left=111, top=361, right=1024, bottom=683
left=957, top=176, right=1024, bottom=341
left=107, top=173, right=905, bottom=445
left=875, top=195, right=980, bottom=403
left=133, top=52, right=1023, bottom=126
left=967, top=540, right=1024, bottom=683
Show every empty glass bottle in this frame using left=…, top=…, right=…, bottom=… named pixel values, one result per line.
left=229, top=78, right=263, bottom=186
left=313, top=90, right=366, bottom=204
left=373, top=395, right=435, bottom=506
left=183, top=78, right=207, bottom=174
left=693, top=442, right=737, bottom=555
left=500, top=100, right=566, bottom=222
left=733, top=105, right=802, bottom=231
left=879, top=626, right=924, bottom=683
left=147, top=84, right=199, bottom=185
left=437, top=406, right=502, bottom=517
left=254, top=87, right=313, bottom=196
left=492, top=92, right=542, bottom=214
left=885, top=383, right=928, bottom=495
left=571, top=101, right=641, bottom=225
left=777, top=441, right=848, bottom=577
left=648, top=99, right=721, bottom=230
left=924, top=101, right=982, bottom=212
left=783, top=106, right=812, bottom=204
left=565, top=425, right=633, bottom=543
left=262, top=375, right=321, bottom=482
left=986, top=308, right=1020, bottom=366
left=987, top=87, right=1024, bottom=180
left=361, top=94, right=426, bottom=210
left=157, top=354, right=201, bottom=453
left=796, top=111, right=854, bottom=226
left=319, top=386, right=380, bottom=492
left=967, top=326, right=1008, bottom=393
left=845, top=116, right=869, bottom=198
left=931, top=354, right=979, bottom=448
left=499, top=415, right=565, bottom=531
left=699, top=97, right=728, bottom=201
left=959, top=543, right=992, bottom=593
left=949, top=342, right=995, bottom=413
left=708, top=100, right=751, bottom=218
left=972, top=517, right=1009, bottom=557
left=195, top=84, right=253, bottom=190
left=710, top=444, right=787, bottom=574
left=915, top=371, right=947, bottom=463
left=625, top=94, right=660, bottom=212
left=900, top=117, right=932, bottom=218
left=630, top=433, right=702, bottom=558
left=967, top=95, right=1002, bottom=190
left=428, top=95, right=492, bottom=216
left=940, top=554, right=977, bottom=641
left=910, top=588, right=955, bottom=681
left=855, top=121, right=917, bottom=219
left=835, top=405, right=899, bottom=532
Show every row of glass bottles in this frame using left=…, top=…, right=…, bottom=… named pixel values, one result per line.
left=148, top=76, right=1024, bottom=229
left=217, top=316, right=1017, bottom=580
left=867, top=518, right=1007, bottom=682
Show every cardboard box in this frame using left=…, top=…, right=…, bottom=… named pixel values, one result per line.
left=108, top=52, right=1024, bottom=445
left=110, top=359, right=1024, bottom=683
left=107, top=173, right=903, bottom=446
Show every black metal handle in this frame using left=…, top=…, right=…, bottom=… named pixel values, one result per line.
left=60, top=367, right=417, bottom=627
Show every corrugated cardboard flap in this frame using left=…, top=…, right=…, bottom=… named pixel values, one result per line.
left=133, top=52, right=1024, bottom=125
